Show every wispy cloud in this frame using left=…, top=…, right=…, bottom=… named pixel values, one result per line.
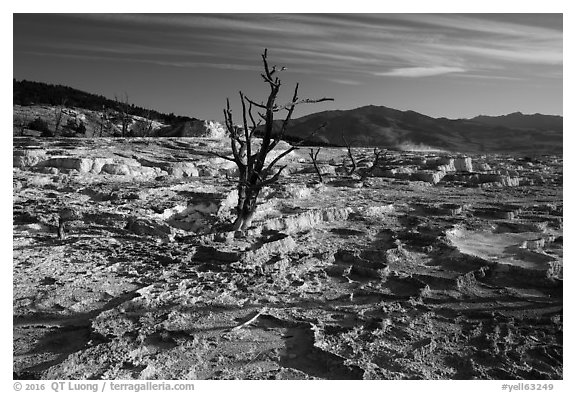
left=452, top=73, right=524, bottom=81
left=15, top=13, right=562, bottom=81
left=324, top=78, right=364, bottom=86
left=375, top=66, right=467, bottom=78
left=394, top=14, right=562, bottom=39
left=429, top=43, right=562, bottom=65
left=13, top=13, right=562, bottom=119
left=17, top=50, right=261, bottom=72
left=38, top=42, right=213, bottom=58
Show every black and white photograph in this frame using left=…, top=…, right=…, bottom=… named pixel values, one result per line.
left=10, top=5, right=566, bottom=384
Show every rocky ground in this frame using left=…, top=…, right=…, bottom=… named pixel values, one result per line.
left=13, top=137, right=562, bottom=380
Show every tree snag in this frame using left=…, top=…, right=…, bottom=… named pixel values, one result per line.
left=360, top=147, right=385, bottom=180
left=215, top=49, right=333, bottom=231
left=368, top=147, right=384, bottom=175
left=115, top=93, right=131, bottom=137
left=342, top=134, right=356, bottom=175
left=57, top=218, right=66, bottom=240
left=309, top=148, right=323, bottom=183
left=57, top=207, right=78, bottom=240
left=54, top=97, right=67, bottom=136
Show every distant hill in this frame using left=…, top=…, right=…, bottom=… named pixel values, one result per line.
left=13, top=79, right=195, bottom=125
left=267, top=105, right=562, bottom=155
left=471, top=112, right=563, bottom=131
left=13, top=80, right=562, bottom=155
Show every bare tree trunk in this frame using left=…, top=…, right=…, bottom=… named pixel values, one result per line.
left=99, top=106, right=106, bottom=137
left=233, top=184, right=259, bottom=231
left=342, top=134, right=356, bottom=175
left=372, top=147, right=383, bottom=169
left=309, top=148, right=324, bottom=183
left=54, top=99, right=66, bottom=136
left=144, top=110, right=153, bottom=136
left=57, top=218, right=66, bottom=240
left=214, top=49, right=333, bottom=233
left=363, top=148, right=383, bottom=179
left=122, top=113, right=129, bottom=137
left=115, top=94, right=131, bottom=137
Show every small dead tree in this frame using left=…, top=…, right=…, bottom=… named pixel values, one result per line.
left=99, top=106, right=107, bottom=137
left=138, top=109, right=154, bottom=136
left=342, top=134, right=356, bottom=175
left=361, top=147, right=384, bottom=179
left=53, top=98, right=67, bottom=136
left=369, top=148, right=383, bottom=173
left=98, top=105, right=116, bottom=137
left=115, top=93, right=131, bottom=137
left=215, top=49, right=333, bottom=231
left=57, top=207, right=79, bottom=240
left=309, top=148, right=323, bottom=183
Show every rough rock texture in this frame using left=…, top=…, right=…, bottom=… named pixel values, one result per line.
left=478, top=174, right=520, bottom=187
left=38, top=157, right=95, bottom=173
left=13, top=149, right=48, bottom=167
left=13, top=137, right=562, bottom=380
left=159, top=119, right=227, bottom=138
left=454, top=157, right=473, bottom=172
left=412, top=170, right=446, bottom=184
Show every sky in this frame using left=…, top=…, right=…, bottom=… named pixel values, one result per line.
left=13, top=13, right=563, bottom=121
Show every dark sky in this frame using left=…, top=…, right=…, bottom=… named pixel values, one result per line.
left=13, top=13, right=563, bottom=121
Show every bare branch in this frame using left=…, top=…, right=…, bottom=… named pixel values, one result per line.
left=267, top=120, right=328, bottom=155
left=258, top=165, right=287, bottom=187
left=240, top=92, right=251, bottom=166
left=247, top=101, right=260, bottom=139
left=309, top=148, right=323, bottom=183
left=264, top=121, right=327, bottom=168
left=342, top=133, right=356, bottom=176
left=223, top=101, right=234, bottom=134
left=223, top=100, right=243, bottom=146
left=274, top=97, right=334, bottom=112
left=244, top=97, right=267, bottom=109
left=264, top=146, right=297, bottom=174
left=218, top=49, right=333, bottom=232
left=254, top=79, right=281, bottom=175
left=267, top=83, right=299, bottom=152
left=230, top=136, right=244, bottom=164
left=210, top=151, right=237, bottom=163
left=261, top=49, right=280, bottom=88
left=372, top=148, right=383, bottom=169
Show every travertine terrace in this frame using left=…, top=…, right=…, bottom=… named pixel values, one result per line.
left=13, top=137, right=562, bottom=380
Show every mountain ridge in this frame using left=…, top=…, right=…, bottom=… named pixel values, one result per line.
left=13, top=79, right=195, bottom=125
left=267, top=105, right=562, bottom=155
left=13, top=80, right=562, bottom=155
left=471, top=112, right=563, bottom=131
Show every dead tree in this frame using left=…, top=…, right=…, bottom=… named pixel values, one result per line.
left=115, top=93, right=131, bottom=137
left=57, top=217, right=66, bottom=240
left=99, top=106, right=107, bottom=137
left=53, top=98, right=67, bottom=136
left=127, top=109, right=154, bottom=137
left=342, top=134, right=356, bottom=175
left=214, top=49, right=333, bottom=231
left=361, top=147, right=384, bottom=179
left=309, top=148, right=323, bottom=183
left=139, top=109, right=154, bottom=136
left=57, top=207, right=78, bottom=240
left=370, top=148, right=383, bottom=172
